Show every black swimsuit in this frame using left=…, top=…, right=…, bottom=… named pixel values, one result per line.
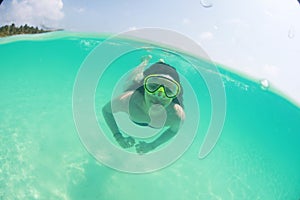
left=132, top=121, right=149, bottom=127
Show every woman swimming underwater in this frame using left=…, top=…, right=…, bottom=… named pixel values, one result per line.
left=102, top=57, right=185, bottom=154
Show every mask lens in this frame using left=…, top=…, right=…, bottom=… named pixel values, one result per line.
left=146, top=82, right=160, bottom=92
left=145, top=76, right=179, bottom=98
left=164, top=87, right=176, bottom=98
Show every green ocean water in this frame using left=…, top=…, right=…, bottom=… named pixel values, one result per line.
left=0, top=32, right=300, bottom=200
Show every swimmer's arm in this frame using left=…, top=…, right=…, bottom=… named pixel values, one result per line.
left=102, top=91, right=136, bottom=148
left=135, top=104, right=184, bottom=153
left=150, top=104, right=185, bottom=149
left=102, top=91, right=133, bottom=135
left=135, top=125, right=179, bottom=154
left=102, top=102, right=119, bottom=135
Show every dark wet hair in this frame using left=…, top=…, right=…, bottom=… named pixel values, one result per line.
left=128, top=62, right=184, bottom=106
left=143, top=62, right=180, bottom=83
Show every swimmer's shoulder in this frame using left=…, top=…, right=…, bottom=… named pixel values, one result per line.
left=173, top=103, right=185, bottom=121
left=166, top=103, right=185, bottom=127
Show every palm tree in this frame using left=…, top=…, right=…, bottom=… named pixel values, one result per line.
left=0, top=23, right=52, bottom=37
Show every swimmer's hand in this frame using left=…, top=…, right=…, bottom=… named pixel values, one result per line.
left=114, top=132, right=135, bottom=148
left=135, top=141, right=153, bottom=154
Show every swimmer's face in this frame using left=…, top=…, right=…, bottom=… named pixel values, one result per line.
left=144, top=86, right=173, bottom=107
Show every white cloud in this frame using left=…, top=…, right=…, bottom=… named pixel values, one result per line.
left=225, top=18, right=243, bottom=25
left=128, top=26, right=137, bottom=31
left=1, top=0, right=64, bottom=27
left=262, top=64, right=280, bottom=79
left=199, top=31, right=214, bottom=41
left=225, top=18, right=250, bottom=29
left=74, top=7, right=85, bottom=14
left=182, top=18, right=191, bottom=25
left=264, top=10, right=273, bottom=17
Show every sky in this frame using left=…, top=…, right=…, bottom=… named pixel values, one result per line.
left=0, top=0, right=300, bottom=106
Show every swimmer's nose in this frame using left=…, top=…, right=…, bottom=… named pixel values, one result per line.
left=156, top=87, right=165, bottom=97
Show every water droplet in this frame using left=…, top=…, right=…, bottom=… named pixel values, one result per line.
left=288, top=26, right=295, bottom=39
left=200, top=0, right=213, bottom=8
left=259, top=79, right=270, bottom=90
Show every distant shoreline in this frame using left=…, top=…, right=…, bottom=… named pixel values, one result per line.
left=0, top=23, right=61, bottom=37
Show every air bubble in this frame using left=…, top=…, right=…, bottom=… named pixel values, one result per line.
left=259, top=79, right=270, bottom=90
left=200, top=0, right=213, bottom=8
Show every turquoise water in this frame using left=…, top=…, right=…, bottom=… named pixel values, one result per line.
left=1, top=32, right=300, bottom=199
